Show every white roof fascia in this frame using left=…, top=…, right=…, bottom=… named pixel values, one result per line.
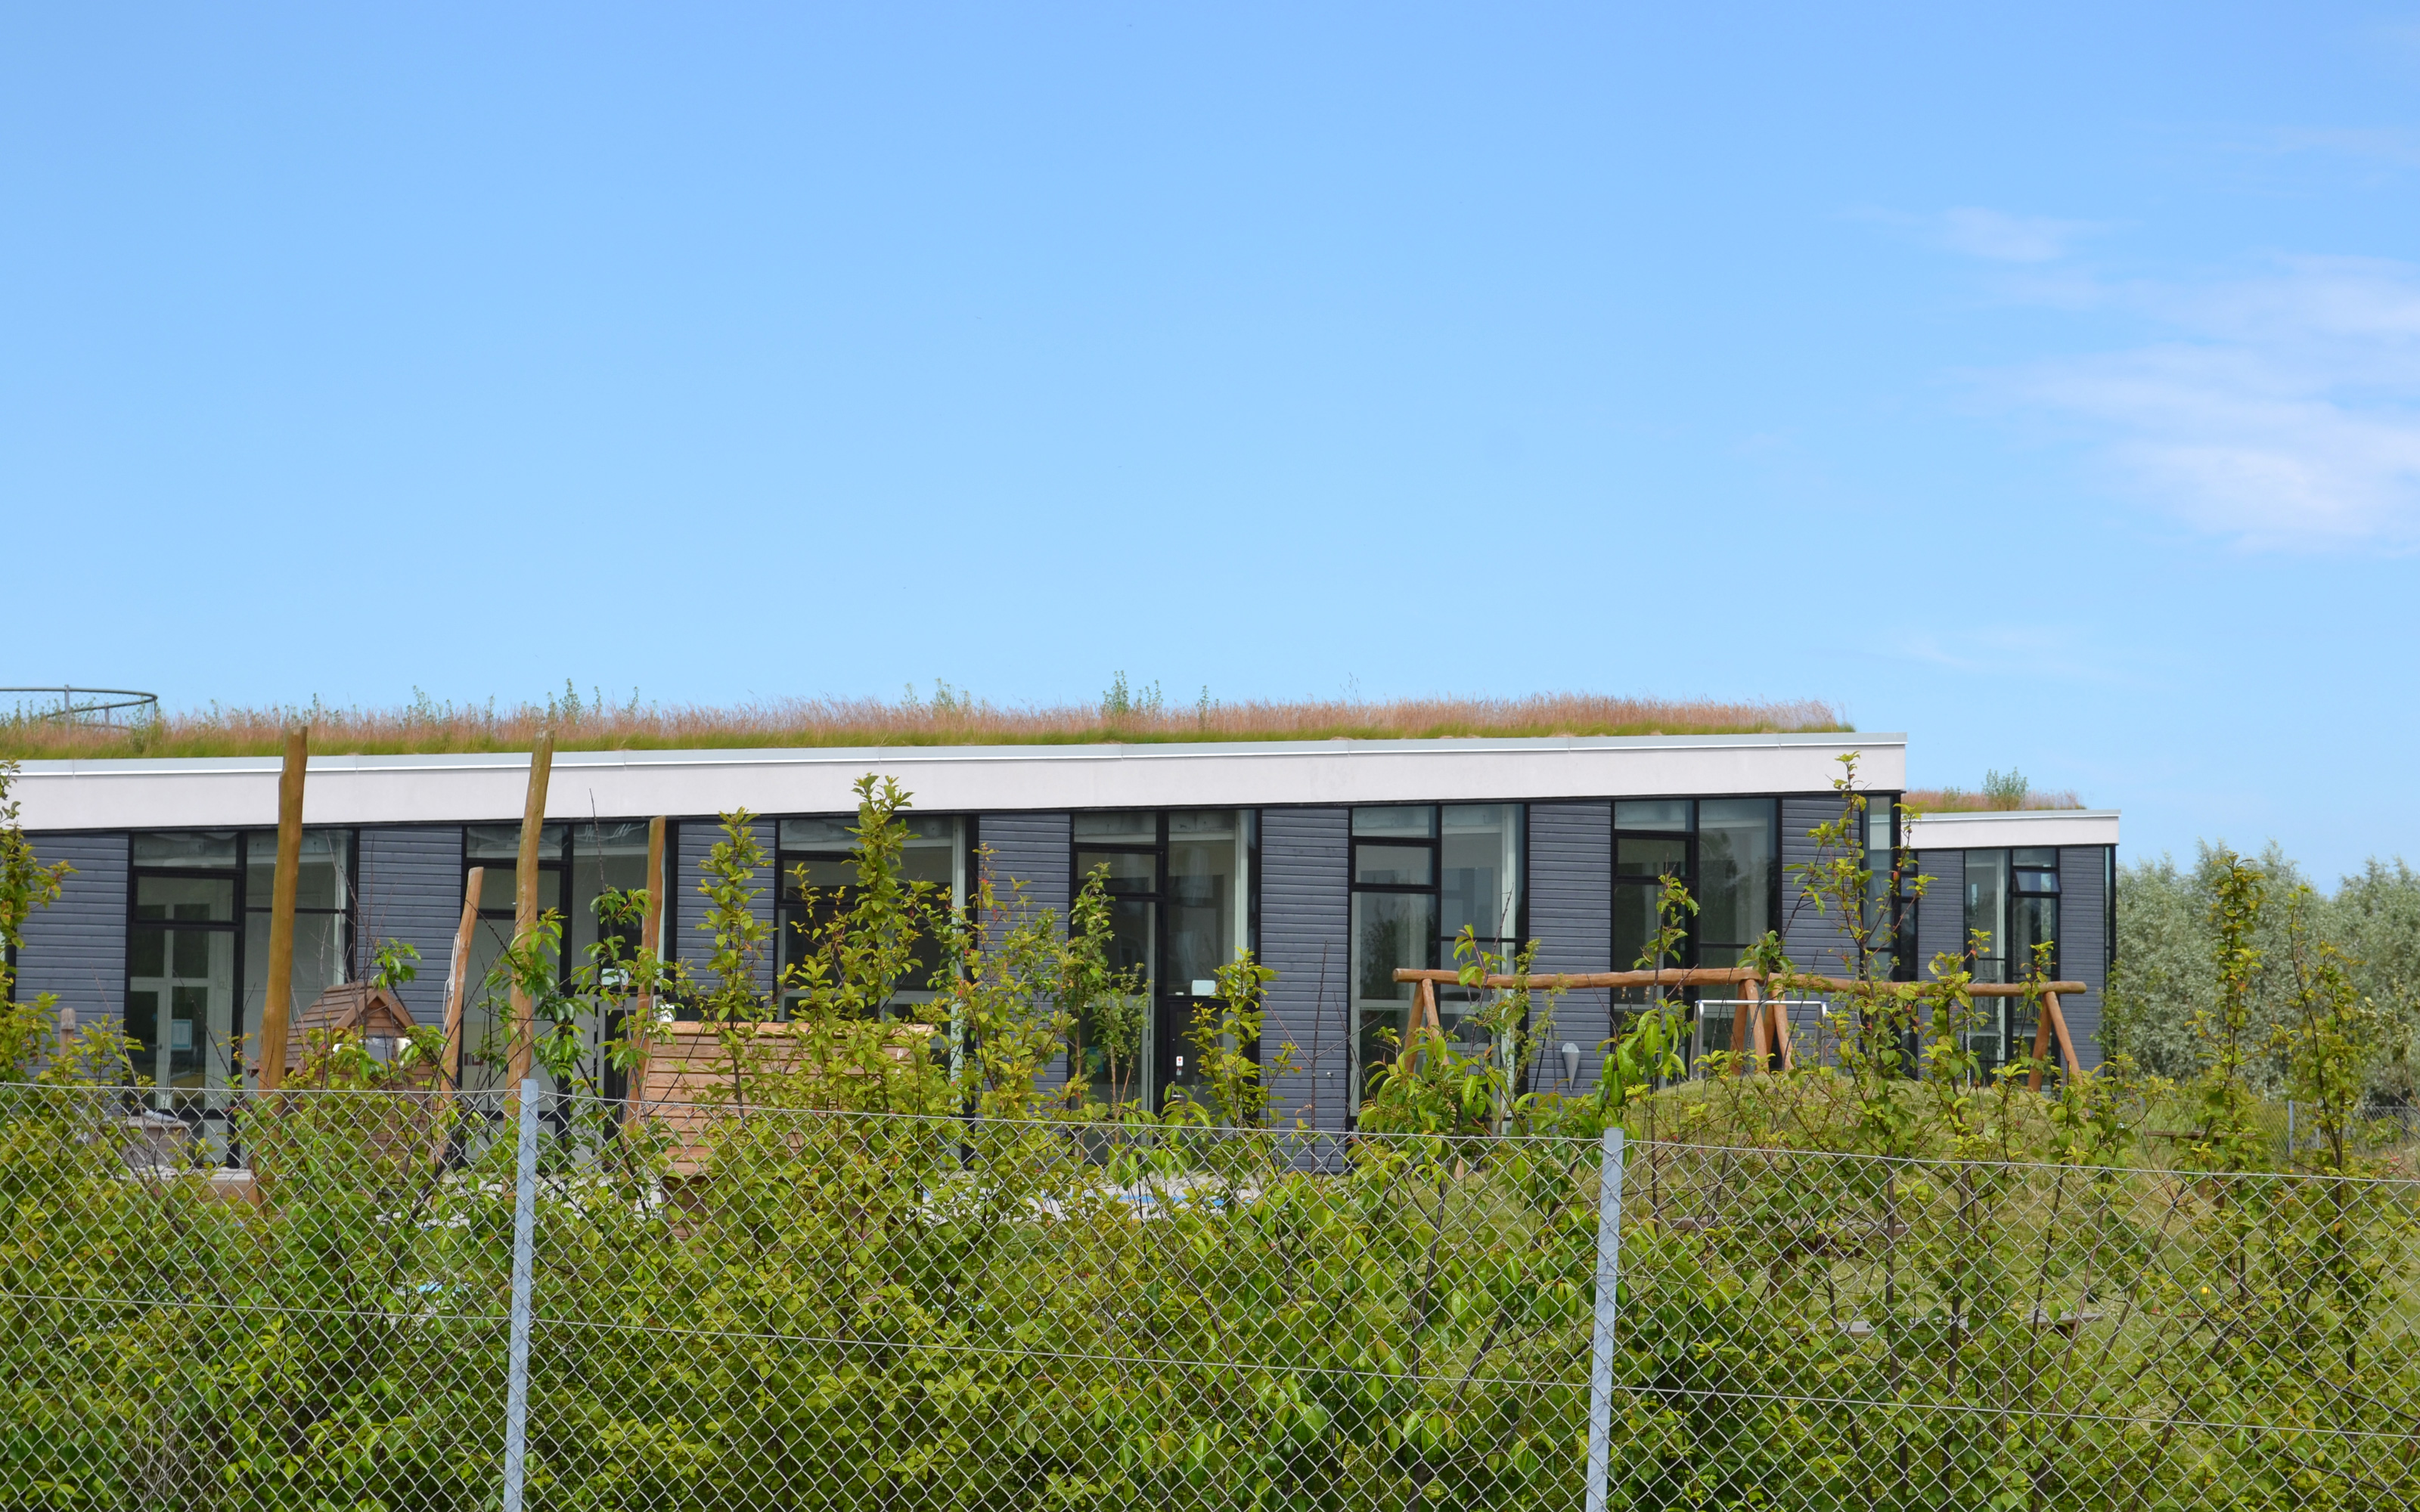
left=11, top=733, right=1906, bottom=832
left=1905, top=809, right=2121, bottom=850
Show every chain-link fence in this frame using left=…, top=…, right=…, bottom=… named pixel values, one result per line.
left=5, top=1083, right=2418, bottom=1510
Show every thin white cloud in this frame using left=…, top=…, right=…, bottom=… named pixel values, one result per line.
left=1998, top=257, right=2420, bottom=550
left=1938, top=207, right=2093, bottom=263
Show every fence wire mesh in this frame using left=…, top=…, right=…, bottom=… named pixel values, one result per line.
left=5, top=1081, right=2418, bottom=1510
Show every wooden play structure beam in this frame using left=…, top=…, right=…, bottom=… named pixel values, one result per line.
left=1392, top=967, right=2087, bottom=1081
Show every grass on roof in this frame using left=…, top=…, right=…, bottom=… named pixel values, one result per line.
left=0, top=687, right=1850, bottom=761
left=1903, top=785, right=2086, bottom=814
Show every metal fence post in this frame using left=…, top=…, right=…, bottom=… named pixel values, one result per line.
left=501, top=1078, right=541, bottom=1512
left=1585, top=1126, right=1627, bottom=1512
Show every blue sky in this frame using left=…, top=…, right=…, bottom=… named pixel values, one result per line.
left=5, top=5, right=2418, bottom=879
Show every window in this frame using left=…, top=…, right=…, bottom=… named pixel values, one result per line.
left=777, top=813, right=965, bottom=1017
left=1611, top=798, right=1776, bottom=976
left=243, top=828, right=353, bottom=1044
left=1962, top=847, right=2059, bottom=1076
left=127, top=829, right=354, bottom=1112
left=456, top=823, right=666, bottom=1092
left=1864, top=801, right=1916, bottom=981
left=1069, top=810, right=1252, bottom=1110
left=2010, top=848, right=2061, bottom=979
left=461, top=824, right=567, bottom=1092
left=1349, top=804, right=1522, bottom=1102
left=1609, top=798, right=1777, bottom=1075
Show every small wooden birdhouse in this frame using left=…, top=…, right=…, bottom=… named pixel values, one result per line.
left=282, top=981, right=428, bottom=1078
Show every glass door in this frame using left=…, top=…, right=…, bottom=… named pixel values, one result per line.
left=1070, top=810, right=1254, bottom=1114
left=1157, top=810, right=1249, bottom=1107
left=126, top=833, right=241, bottom=1114
left=1072, top=814, right=1158, bottom=1110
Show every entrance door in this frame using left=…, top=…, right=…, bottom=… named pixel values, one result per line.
left=127, top=867, right=239, bottom=1112
left=1072, top=810, right=1253, bottom=1114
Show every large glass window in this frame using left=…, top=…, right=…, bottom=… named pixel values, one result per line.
left=456, top=823, right=667, bottom=1093
left=2009, top=848, right=2061, bottom=980
left=242, top=828, right=353, bottom=1058
left=1609, top=798, right=1779, bottom=1076
left=128, top=829, right=354, bottom=1113
left=1697, top=799, right=1776, bottom=962
left=1863, top=801, right=1915, bottom=981
left=1069, top=810, right=1252, bottom=1111
left=1349, top=804, right=1522, bottom=1104
left=1611, top=798, right=1777, bottom=974
left=461, top=824, right=566, bottom=1092
left=777, top=814, right=965, bottom=1018
left=1959, top=847, right=2059, bottom=1076
left=1964, top=850, right=2009, bottom=984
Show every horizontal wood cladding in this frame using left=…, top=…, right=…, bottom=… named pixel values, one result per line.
left=1260, top=807, right=1350, bottom=1132
left=1915, top=849, right=1967, bottom=978
left=1779, top=796, right=1860, bottom=978
left=674, top=817, right=778, bottom=996
left=1526, top=802, right=1613, bottom=1091
left=976, top=813, right=1072, bottom=922
left=2058, top=845, right=2111, bottom=1070
left=355, top=827, right=466, bottom=1028
left=15, top=832, right=129, bottom=1021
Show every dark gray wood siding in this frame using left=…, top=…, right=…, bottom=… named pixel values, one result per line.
left=2058, top=845, right=2110, bottom=1070
left=674, top=817, right=779, bottom=996
left=976, top=813, right=1072, bottom=922
left=1779, top=795, right=1860, bottom=976
left=1260, top=807, right=1349, bottom=1132
left=15, top=832, right=129, bottom=1021
left=1526, top=801, right=1613, bottom=1090
left=1915, top=849, right=1967, bottom=978
left=976, top=813, right=1072, bottom=1087
left=355, top=827, right=465, bottom=1027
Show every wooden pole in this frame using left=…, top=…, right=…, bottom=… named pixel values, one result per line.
left=506, top=733, right=554, bottom=1087
left=442, top=866, right=485, bottom=1090
left=1738, top=978, right=1762, bottom=1074
left=256, top=726, right=308, bottom=1090
left=1728, top=981, right=1750, bottom=1070
left=627, top=816, right=666, bottom=1125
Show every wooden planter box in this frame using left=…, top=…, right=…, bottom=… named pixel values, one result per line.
left=631, top=1020, right=935, bottom=1173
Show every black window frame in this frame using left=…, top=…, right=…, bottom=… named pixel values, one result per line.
left=1068, top=808, right=1261, bottom=1108
left=1347, top=803, right=1527, bottom=1111
left=775, top=812, right=972, bottom=1020
left=124, top=826, right=358, bottom=1123
left=1609, top=796, right=1787, bottom=980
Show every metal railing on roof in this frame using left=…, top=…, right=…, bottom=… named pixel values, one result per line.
left=0, top=686, right=160, bottom=726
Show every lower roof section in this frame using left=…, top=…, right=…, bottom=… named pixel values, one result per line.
left=1906, top=809, right=2121, bottom=850
left=11, top=732, right=1903, bottom=832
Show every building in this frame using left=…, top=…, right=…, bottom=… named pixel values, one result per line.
left=5, top=733, right=2117, bottom=1124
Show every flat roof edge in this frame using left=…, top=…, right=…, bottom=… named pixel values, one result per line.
left=10, top=730, right=1906, bottom=777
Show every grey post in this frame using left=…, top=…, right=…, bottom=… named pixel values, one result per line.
left=501, top=1078, right=541, bottom=1512
left=1585, top=1126, right=1627, bottom=1512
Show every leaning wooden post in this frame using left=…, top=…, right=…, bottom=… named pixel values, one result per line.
left=2026, top=989, right=2057, bottom=1092
left=2043, top=990, right=2083, bottom=1083
left=1399, top=978, right=1442, bottom=1073
left=256, top=726, right=309, bottom=1090
left=506, top=732, right=555, bottom=1087
left=442, top=866, right=485, bottom=1089
left=1766, top=974, right=1795, bottom=1073
left=625, top=816, right=666, bottom=1129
